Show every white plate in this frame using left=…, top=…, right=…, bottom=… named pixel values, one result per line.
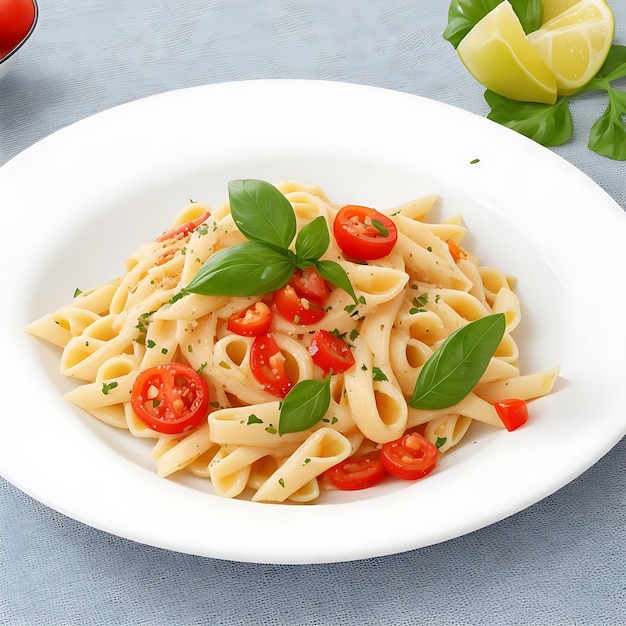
left=1, top=80, right=625, bottom=564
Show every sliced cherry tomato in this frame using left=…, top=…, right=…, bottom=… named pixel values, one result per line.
left=131, top=362, right=210, bottom=434
left=326, top=452, right=387, bottom=490
left=333, top=205, right=398, bottom=260
left=381, top=432, right=438, bottom=480
left=494, top=398, right=529, bottom=432
left=250, top=333, right=293, bottom=398
left=0, top=0, right=36, bottom=59
left=273, top=283, right=326, bottom=325
left=227, top=301, right=273, bottom=337
left=308, top=329, right=355, bottom=374
left=290, top=266, right=331, bottom=307
left=156, top=211, right=211, bottom=242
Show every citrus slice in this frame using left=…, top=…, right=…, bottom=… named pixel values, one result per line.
left=528, top=0, right=614, bottom=95
left=457, top=1, right=557, bottom=105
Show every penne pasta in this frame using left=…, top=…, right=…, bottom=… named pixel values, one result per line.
left=25, top=180, right=559, bottom=503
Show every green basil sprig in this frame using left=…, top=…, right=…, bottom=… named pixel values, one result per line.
left=183, top=179, right=357, bottom=301
left=277, top=313, right=506, bottom=435
left=409, top=313, right=505, bottom=410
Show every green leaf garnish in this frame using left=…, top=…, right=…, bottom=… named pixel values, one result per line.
left=278, top=374, right=332, bottom=435
left=315, top=259, right=358, bottom=303
left=409, top=313, right=505, bottom=410
left=295, top=216, right=330, bottom=267
left=184, top=240, right=296, bottom=296
left=587, top=89, right=626, bottom=161
left=485, top=91, right=574, bottom=147
left=228, top=179, right=296, bottom=249
left=184, top=180, right=359, bottom=300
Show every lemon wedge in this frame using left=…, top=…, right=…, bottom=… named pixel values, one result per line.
left=528, top=0, right=615, bottom=95
left=457, top=1, right=558, bottom=104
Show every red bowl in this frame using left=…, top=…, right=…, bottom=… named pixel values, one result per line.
left=0, top=0, right=38, bottom=78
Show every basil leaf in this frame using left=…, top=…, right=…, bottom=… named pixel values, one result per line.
left=278, top=375, right=332, bottom=435
left=409, top=313, right=506, bottom=410
left=184, top=240, right=295, bottom=296
left=485, top=90, right=573, bottom=147
left=295, top=216, right=330, bottom=267
left=443, top=0, right=542, bottom=49
left=228, top=179, right=296, bottom=249
left=588, top=89, right=626, bottom=161
left=315, top=259, right=358, bottom=303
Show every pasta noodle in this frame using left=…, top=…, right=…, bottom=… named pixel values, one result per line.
left=25, top=180, right=559, bottom=503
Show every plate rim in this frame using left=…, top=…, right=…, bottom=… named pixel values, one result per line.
left=1, top=79, right=625, bottom=564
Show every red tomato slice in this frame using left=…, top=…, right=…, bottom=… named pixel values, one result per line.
left=326, top=452, right=387, bottom=490
left=156, top=211, right=211, bottom=242
left=494, top=398, right=529, bottom=431
left=0, top=0, right=36, bottom=59
left=227, top=301, right=273, bottom=337
left=333, top=205, right=398, bottom=260
left=273, top=283, right=326, bottom=325
left=308, top=329, right=355, bottom=374
left=381, top=432, right=438, bottom=480
left=131, top=362, right=210, bottom=434
left=250, top=333, right=293, bottom=398
left=290, top=266, right=330, bottom=307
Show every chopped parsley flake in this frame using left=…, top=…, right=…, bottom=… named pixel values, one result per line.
left=73, top=288, right=83, bottom=298
left=410, top=293, right=429, bottom=314
left=435, top=436, right=447, bottom=449
left=372, top=367, right=388, bottom=382
left=247, top=414, right=263, bottom=425
left=101, top=381, right=118, bottom=395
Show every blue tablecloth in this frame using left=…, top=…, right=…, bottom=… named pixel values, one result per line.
left=1, top=2, right=625, bottom=624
